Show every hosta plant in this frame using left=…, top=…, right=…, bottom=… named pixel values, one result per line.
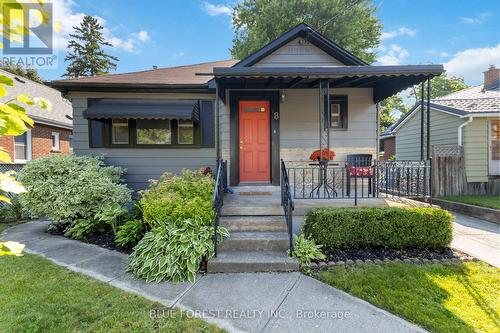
left=127, top=218, right=229, bottom=283
left=115, top=219, right=145, bottom=248
left=290, top=234, right=325, bottom=267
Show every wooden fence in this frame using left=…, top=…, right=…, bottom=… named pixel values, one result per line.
left=432, top=145, right=500, bottom=196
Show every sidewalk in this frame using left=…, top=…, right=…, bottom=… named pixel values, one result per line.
left=1, top=221, right=425, bottom=333
left=452, top=212, right=500, bottom=267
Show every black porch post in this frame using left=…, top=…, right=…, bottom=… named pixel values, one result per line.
left=215, top=80, right=221, bottom=162
left=426, top=78, right=431, bottom=160
left=420, top=81, right=425, bottom=160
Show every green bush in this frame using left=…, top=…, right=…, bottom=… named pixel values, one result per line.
left=290, top=234, right=325, bottom=267
left=303, top=207, right=453, bottom=249
left=18, top=155, right=131, bottom=237
left=0, top=195, right=30, bottom=223
left=115, top=219, right=145, bottom=248
left=139, top=170, right=215, bottom=228
left=127, top=218, right=228, bottom=283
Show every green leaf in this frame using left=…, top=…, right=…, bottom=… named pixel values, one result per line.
left=17, top=94, right=35, bottom=105
left=0, top=75, right=14, bottom=86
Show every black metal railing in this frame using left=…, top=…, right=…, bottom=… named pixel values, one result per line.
left=377, top=160, right=431, bottom=201
left=284, top=158, right=431, bottom=204
left=212, top=160, right=227, bottom=257
left=280, top=159, right=294, bottom=253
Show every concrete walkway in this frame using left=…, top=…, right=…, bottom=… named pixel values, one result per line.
left=452, top=213, right=500, bottom=267
left=1, top=221, right=426, bottom=333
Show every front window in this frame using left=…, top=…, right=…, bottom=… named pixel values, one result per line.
left=136, top=119, right=171, bottom=145
left=112, top=119, right=129, bottom=144
left=330, top=103, right=342, bottom=128
left=178, top=120, right=194, bottom=144
left=14, top=132, right=27, bottom=161
left=326, top=95, right=348, bottom=129
left=51, top=132, right=60, bottom=151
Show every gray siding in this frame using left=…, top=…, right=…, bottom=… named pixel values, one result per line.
left=395, top=107, right=466, bottom=160
left=71, top=92, right=216, bottom=191
left=254, top=38, right=345, bottom=67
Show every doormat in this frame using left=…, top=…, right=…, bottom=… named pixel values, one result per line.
left=238, top=192, right=273, bottom=196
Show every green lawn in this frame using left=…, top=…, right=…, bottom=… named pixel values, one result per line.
left=440, top=195, right=500, bottom=210
left=317, top=261, right=499, bottom=333
left=0, top=254, right=225, bottom=333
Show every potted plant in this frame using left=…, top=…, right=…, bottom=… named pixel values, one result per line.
left=309, top=149, right=336, bottom=163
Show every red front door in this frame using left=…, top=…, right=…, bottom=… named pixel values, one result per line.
left=239, top=100, right=271, bottom=183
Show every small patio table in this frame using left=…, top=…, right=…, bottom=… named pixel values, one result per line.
left=308, top=161, right=340, bottom=199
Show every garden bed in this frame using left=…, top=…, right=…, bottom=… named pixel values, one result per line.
left=322, top=246, right=473, bottom=263
left=47, top=228, right=133, bottom=254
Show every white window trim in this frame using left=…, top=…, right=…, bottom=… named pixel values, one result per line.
left=51, top=132, right=60, bottom=151
left=14, top=129, right=32, bottom=164
left=489, top=119, right=500, bottom=176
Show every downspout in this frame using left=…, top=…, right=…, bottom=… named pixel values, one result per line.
left=458, top=116, right=473, bottom=145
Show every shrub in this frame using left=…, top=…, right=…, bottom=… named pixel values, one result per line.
left=290, top=234, right=325, bottom=267
left=127, top=218, right=229, bottom=283
left=303, top=207, right=453, bottom=249
left=0, top=194, right=30, bottom=223
left=115, top=219, right=145, bottom=248
left=140, top=170, right=215, bottom=229
left=18, top=155, right=131, bottom=237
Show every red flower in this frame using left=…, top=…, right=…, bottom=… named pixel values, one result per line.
left=309, top=149, right=336, bottom=161
left=202, top=166, right=212, bottom=175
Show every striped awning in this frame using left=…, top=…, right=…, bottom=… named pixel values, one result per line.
left=83, top=99, right=200, bottom=122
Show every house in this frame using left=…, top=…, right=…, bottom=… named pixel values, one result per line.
left=386, top=65, right=499, bottom=194
left=379, top=131, right=395, bottom=160
left=51, top=23, right=443, bottom=192
left=0, top=69, right=73, bottom=165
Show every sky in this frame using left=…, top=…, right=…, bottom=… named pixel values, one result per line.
left=27, top=0, right=500, bottom=86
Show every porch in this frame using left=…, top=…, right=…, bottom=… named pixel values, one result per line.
left=202, top=64, right=443, bottom=188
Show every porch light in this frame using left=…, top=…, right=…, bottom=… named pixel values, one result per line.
left=280, top=90, right=286, bottom=103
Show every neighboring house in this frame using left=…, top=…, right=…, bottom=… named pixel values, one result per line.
left=0, top=70, right=73, bottom=164
left=379, top=132, right=395, bottom=160
left=386, top=65, right=499, bottom=191
left=52, top=23, right=443, bottom=191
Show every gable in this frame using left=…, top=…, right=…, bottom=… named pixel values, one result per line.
left=253, top=37, right=345, bottom=67
left=234, top=23, right=367, bottom=67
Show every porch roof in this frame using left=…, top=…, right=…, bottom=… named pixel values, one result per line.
left=203, top=65, right=444, bottom=103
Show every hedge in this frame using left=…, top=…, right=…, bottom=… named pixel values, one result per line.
left=303, top=207, right=453, bottom=249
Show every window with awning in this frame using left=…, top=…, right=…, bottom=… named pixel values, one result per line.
left=87, top=99, right=214, bottom=148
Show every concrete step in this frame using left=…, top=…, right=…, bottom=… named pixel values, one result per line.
left=218, top=232, right=290, bottom=252
left=219, top=216, right=287, bottom=232
left=207, top=251, right=299, bottom=273
left=222, top=205, right=283, bottom=216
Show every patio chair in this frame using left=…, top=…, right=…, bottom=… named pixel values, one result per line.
left=346, top=154, right=375, bottom=197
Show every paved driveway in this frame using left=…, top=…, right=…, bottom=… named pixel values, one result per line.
left=1, top=221, right=425, bottom=333
left=452, top=212, right=500, bottom=267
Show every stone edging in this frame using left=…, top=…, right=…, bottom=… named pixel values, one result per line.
left=431, top=198, right=500, bottom=225
left=305, top=256, right=478, bottom=270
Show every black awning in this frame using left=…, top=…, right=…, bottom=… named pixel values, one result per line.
left=83, top=99, right=200, bottom=122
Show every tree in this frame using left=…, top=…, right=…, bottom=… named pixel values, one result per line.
left=231, top=0, right=382, bottom=63
left=63, top=15, right=118, bottom=78
left=411, top=72, right=468, bottom=101
left=0, top=62, right=44, bottom=84
left=379, top=94, right=409, bottom=131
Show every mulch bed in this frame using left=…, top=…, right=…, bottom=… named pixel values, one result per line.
left=322, top=246, right=474, bottom=263
left=47, top=228, right=133, bottom=254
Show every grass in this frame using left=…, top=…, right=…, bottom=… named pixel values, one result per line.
left=440, top=195, right=500, bottom=210
left=0, top=254, right=225, bottom=333
left=317, top=261, right=500, bottom=333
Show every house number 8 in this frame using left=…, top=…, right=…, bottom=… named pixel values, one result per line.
left=273, top=112, right=279, bottom=120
